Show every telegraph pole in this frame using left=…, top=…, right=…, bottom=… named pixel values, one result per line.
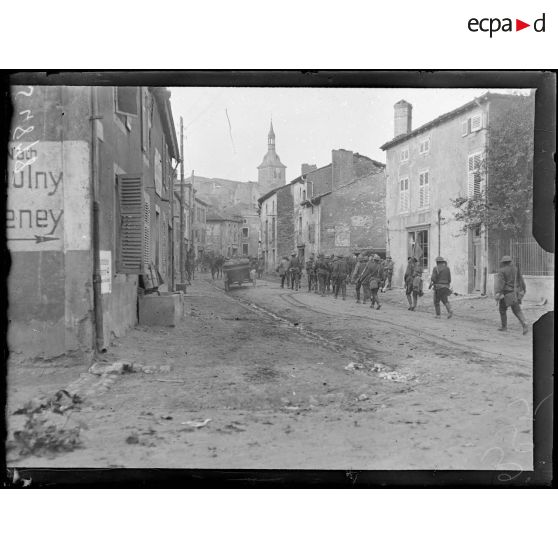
left=190, top=170, right=195, bottom=279
left=180, top=117, right=185, bottom=283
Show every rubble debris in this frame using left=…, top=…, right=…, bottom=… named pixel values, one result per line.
left=225, top=423, right=246, bottom=432
left=357, top=394, right=369, bottom=401
left=160, top=415, right=173, bottom=420
left=180, top=418, right=211, bottom=429
left=378, top=370, right=417, bottom=383
left=13, top=389, right=82, bottom=416
left=88, top=361, right=172, bottom=376
left=12, top=403, right=83, bottom=457
left=344, top=362, right=364, bottom=371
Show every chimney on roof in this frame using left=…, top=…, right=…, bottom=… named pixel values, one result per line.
left=394, top=100, right=413, bottom=137
left=301, top=163, right=317, bottom=175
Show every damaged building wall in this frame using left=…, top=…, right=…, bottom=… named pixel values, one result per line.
left=320, top=169, right=387, bottom=256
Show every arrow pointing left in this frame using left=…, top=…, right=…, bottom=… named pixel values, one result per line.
left=8, top=236, right=60, bottom=243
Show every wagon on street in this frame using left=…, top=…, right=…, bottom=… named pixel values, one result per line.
left=222, top=258, right=255, bottom=291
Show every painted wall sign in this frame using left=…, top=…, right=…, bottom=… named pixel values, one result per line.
left=7, top=141, right=65, bottom=251
left=100, top=250, right=112, bottom=294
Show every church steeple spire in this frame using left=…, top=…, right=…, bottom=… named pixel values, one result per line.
left=268, top=119, right=275, bottom=150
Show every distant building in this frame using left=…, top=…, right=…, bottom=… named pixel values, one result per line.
left=205, top=208, right=243, bottom=258
left=380, top=93, right=551, bottom=298
left=258, top=150, right=386, bottom=269
left=7, top=85, right=179, bottom=360
left=257, top=120, right=286, bottom=196
left=185, top=176, right=260, bottom=257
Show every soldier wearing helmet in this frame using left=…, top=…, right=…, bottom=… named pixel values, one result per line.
left=315, top=253, right=329, bottom=297
left=351, top=254, right=368, bottom=303
left=429, top=256, right=453, bottom=319
left=331, top=254, right=348, bottom=301
left=495, top=255, right=528, bottom=335
left=359, top=254, right=385, bottom=310
left=404, top=256, right=423, bottom=310
left=288, top=251, right=301, bottom=290
left=383, top=256, right=394, bottom=291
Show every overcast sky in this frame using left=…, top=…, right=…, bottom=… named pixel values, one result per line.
left=169, top=88, right=526, bottom=184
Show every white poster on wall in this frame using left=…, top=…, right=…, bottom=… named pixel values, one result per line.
left=100, top=250, right=112, bottom=294
left=154, top=148, right=162, bottom=196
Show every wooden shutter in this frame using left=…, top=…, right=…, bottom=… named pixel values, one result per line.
left=462, top=120, right=468, bottom=136
left=143, top=193, right=151, bottom=270
left=117, top=174, right=143, bottom=274
left=471, top=114, right=482, bottom=132
left=424, top=172, right=430, bottom=207
left=468, top=154, right=482, bottom=197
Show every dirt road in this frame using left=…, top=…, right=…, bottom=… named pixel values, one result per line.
left=7, top=274, right=545, bottom=471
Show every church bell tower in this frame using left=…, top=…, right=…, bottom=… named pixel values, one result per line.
left=257, top=119, right=286, bottom=195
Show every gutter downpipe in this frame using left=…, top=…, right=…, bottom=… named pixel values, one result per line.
left=170, top=159, right=180, bottom=290
left=90, top=86, right=104, bottom=353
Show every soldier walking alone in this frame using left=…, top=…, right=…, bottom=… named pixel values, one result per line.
left=429, top=256, right=453, bottom=319
left=495, top=255, right=529, bottom=335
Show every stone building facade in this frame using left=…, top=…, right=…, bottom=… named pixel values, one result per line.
left=294, top=151, right=386, bottom=261
left=258, top=182, right=295, bottom=272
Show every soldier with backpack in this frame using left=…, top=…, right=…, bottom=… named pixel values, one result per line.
left=495, top=255, right=528, bottom=335
left=429, top=256, right=453, bottom=319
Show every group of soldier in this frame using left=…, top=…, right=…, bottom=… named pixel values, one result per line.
left=274, top=251, right=529, bottom=334
left=277, top=251, right=395, bottom=309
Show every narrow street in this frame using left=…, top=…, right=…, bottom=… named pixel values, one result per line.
left=7, top=274, right=543, bottom=471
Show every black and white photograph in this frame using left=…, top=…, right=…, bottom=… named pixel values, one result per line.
left=2, top=73, right=554, bottom=481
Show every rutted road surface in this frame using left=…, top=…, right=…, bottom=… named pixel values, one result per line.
left=7, top=274, right=543, bottom=470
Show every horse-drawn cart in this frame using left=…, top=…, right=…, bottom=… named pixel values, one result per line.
left=222, top=258, right=255, bottom=291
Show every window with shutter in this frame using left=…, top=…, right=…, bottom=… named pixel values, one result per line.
left=117, top=174, right=143, bottom=274
left=467, top=153, right=483, bottom=197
